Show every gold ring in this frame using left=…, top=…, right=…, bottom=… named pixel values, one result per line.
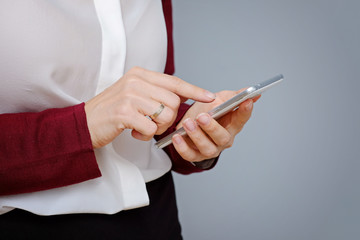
left=150, top=103, right=165, bottom=120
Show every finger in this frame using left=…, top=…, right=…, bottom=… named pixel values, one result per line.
left=121, top=78, right=180, bottom=129
left=145, top=101, right=175, bottom=125
left=227, top=99, right=253, bottom=135
left=139, top=80, right=182, bottom=111
left=128, top=93, right=175, bottom=128
left=196, top=113, right=232, bottom=147
left=235, top=88, right=247, bottom=94
left=127, top=114, right=158, bottom=141
left=131, top=129, right=155, bottom=141
left=136, top=67, right=216, bottom=103
left=252, top=94, right=261, bottom=103
left=172, top=134, right=204, bottom=162
left=151, top=106, right=176, bottom=135
left=182, top=118, right=220, bottom=159
left=141, top=99, right=177, bottom=135
left=120, top=83, right=177, bottom=135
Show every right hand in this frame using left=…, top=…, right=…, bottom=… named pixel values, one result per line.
left=85, top=67, right=216, bottom=149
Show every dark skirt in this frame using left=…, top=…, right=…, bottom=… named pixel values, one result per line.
left=0, top=171, right=182, bottom=240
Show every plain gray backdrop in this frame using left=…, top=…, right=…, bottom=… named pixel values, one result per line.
left=170, top=1, right=360, bottom=239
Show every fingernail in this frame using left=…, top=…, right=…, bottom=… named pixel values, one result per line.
left=246, top=100, right=253, bottom=111
left=196, top=113, right=210, bottom=126
left=184, top=118, right=196, bottom=132
left=205, top=90, right=216, bottom=100
left=173, top=134, right=183, bottom=145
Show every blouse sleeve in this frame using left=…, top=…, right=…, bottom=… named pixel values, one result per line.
left=0, top=103, right=101, bottom=196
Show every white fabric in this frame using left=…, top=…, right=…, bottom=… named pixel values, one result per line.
left=0, top=0, right=171, bottom=215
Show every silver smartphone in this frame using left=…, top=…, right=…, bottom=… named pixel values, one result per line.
left=155, top=74, right=284, bottom=149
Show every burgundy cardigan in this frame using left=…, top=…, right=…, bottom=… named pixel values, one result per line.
left=0, top=0, right=213, bottom=197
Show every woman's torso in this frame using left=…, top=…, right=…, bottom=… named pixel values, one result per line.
left=0, top=0, right=171, bottom=215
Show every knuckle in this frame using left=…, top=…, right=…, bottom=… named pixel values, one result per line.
left=116, top=100, right=133, bottom=116
left=162, top=108, right=175, bottom=123
left=204, top=122, right=218, bottom=133
left=171, top=76, right=183, bottom=89
left=219, top=134, right=232, bottom=146
left=202, top=147, right=218, bottom=158
left=170, top=94, right=181, bottom=109
left=147, top=122, right=158, bottom=135
left=190, top=134, right=202, bottom=144
left=125, top=77, right=141, bottom=89
left=185, top=155, right=197, bottom=162
left=176, top=147, right=187, bottom=157
left=175, top=146, right=195, bottom=162
left=129, top=66, right=144, bottom=74
left=237, top=118, right=247, bottom=128
left=142, top=123, right=157, bottom=140
left=224, top=139, right=234, bottom=148
left=114, top=105, right=138, bottom=126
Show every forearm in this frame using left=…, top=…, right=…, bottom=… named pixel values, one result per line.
left=0, top=103, right=101, bottom=196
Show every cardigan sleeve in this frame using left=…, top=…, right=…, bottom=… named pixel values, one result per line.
left=162, top=0, right=175, bottom=76
left=0, top=103, right=101, bottom=196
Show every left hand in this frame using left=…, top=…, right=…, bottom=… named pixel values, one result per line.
left=172, top=89, right=261, bottom=162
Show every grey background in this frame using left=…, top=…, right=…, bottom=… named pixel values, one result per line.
left=171, top=1, right=360, bottom=240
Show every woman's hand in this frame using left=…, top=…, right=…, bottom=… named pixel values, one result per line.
left=172, top=90, right=261, bottom=162
left=85, top=67, right=216, bottom=149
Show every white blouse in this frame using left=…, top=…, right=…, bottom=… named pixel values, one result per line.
left=0, top=0, right=171, bottom=215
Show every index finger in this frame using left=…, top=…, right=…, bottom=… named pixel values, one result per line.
left=138, top=68, right=216, bottom=103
